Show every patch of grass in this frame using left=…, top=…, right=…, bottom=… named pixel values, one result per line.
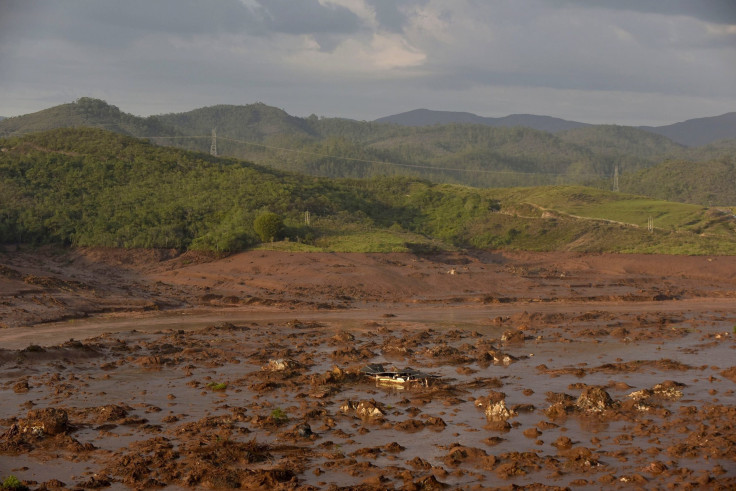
left=208, top=382, right=228, bottom=391
left=270, top=408, right=288, bottom=423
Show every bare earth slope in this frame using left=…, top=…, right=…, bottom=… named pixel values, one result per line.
left=2, top=247, right=736, bottom=333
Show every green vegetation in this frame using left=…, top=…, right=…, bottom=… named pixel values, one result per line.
left=253, top=212, right=284, bottom=243
left=1, top=127, right=735, bottom=255
left=1, top=476, right=27, bottom=491
left=621, top=157, right=736, bottom=206
left=270, top=408, right=288, bottom=423
left=207, top=382, right=228, bottom=391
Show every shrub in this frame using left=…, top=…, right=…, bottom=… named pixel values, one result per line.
left=2, top=476, right=27, bottom=491
left=253, top=212, right=284, bottom=243
left=208, top=382, right=228, bottom=391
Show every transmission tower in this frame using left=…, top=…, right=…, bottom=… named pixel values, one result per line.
left=613, top=164, right=619, bottom=192
left=210, top=128, right=217, bottom=157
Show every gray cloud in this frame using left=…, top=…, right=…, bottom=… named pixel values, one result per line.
left=0, top=0, right=734, bottom=126
left=253, top=0, right=362, bottom=35
left=552, top=0, right=736, bottom=25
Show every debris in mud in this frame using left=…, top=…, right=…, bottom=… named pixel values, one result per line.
left=361, top=363, right=439, bottom=387
left=484, top=349, right=518, bottom=365
left=627, top=380, right=685, bottom=402
left=340, top=399, right=386, bottom=421
left=262, top=358, right=301, bottom=371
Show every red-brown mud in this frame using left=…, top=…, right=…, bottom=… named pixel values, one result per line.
left=1, top=247, right=736, bottom=489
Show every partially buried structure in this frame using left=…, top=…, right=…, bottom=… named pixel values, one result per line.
left=362, top=363, right=439, bottom=387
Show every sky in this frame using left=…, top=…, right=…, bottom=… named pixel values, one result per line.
left=1, top=0, right=735, bottom=126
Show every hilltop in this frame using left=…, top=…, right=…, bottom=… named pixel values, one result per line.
left=0, top=97, right=176, bottom=137
left=640, top=112, right=736, bottom=147
left=1, top=127, right=735, bottom=255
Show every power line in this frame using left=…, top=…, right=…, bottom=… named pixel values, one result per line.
left=2, top=129, right=605, bottom=179
left=210, top=128, right=217, bottom=157
left=144, top=133, right=606, bottom=179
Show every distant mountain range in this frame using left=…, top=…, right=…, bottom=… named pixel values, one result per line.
left=639, top=112, right=736, bottom=147
left=375, top=109, right=736, bottom=147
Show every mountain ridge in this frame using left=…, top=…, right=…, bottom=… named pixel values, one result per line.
left=639, top=112, right=736, bottom=147
left=375, top=108, right=736, bottom=147
left=374, top=108, right=590, bottom=133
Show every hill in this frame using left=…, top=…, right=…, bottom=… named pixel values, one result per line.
left=0, top=97, right=175, bottom=138
left=374, top=108, right=590, bottom=132
left=1, top=128, right=735, bottom=255
left=640, top=112, right=736, bottom=147
left=150, top=105, right=690, bottom=188
left=621, top=156, right=736, bottom=206
left=2, top=99, right=736, bottom=204
left=556, top=125, right=686, bottom=176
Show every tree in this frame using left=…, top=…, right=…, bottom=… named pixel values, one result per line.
left=253, top=212, right=284, bottom=242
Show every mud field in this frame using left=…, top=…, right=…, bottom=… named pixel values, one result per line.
left=1, top=248, right=736, bottom=489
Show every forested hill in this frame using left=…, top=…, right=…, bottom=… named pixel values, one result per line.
left=1, top=99, right=735, bottom=202
left=1, top=127, right=735, bottom=255
left=0, top=97, right=176, bottom=137
left=622, top=156, right=736, bottom=206
left=374, top=108, right=590, bottom=133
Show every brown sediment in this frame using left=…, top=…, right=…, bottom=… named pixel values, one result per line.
left=1, top=248, right=736, bottom=488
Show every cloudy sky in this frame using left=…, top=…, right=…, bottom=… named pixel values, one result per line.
left=1, top=0, right=735, bottom=125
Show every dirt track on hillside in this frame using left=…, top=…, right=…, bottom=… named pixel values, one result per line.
left=1, top=247, right=735, bottom=489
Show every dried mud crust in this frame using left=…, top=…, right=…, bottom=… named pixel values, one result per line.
left=1, top=309, right=736, bottom=489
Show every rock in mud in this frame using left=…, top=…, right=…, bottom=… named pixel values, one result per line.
left=295, top=423, right=313, bottom=438
left=476, top=390, right=515, bottom=422
left=442, top=444, right=495, bottom=469
left=719, top=366, right=736, bottom=383
left=22, top=408, right=69, bottom=436
left=501, top=329, right=526, bottom=343
left=95, top=404, right=129, bottom=423
left=404, top=475, right=448, bottom=490
left=552, top=436, right=573, bottom=450
left=575, top=386, right=614, bottom=413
